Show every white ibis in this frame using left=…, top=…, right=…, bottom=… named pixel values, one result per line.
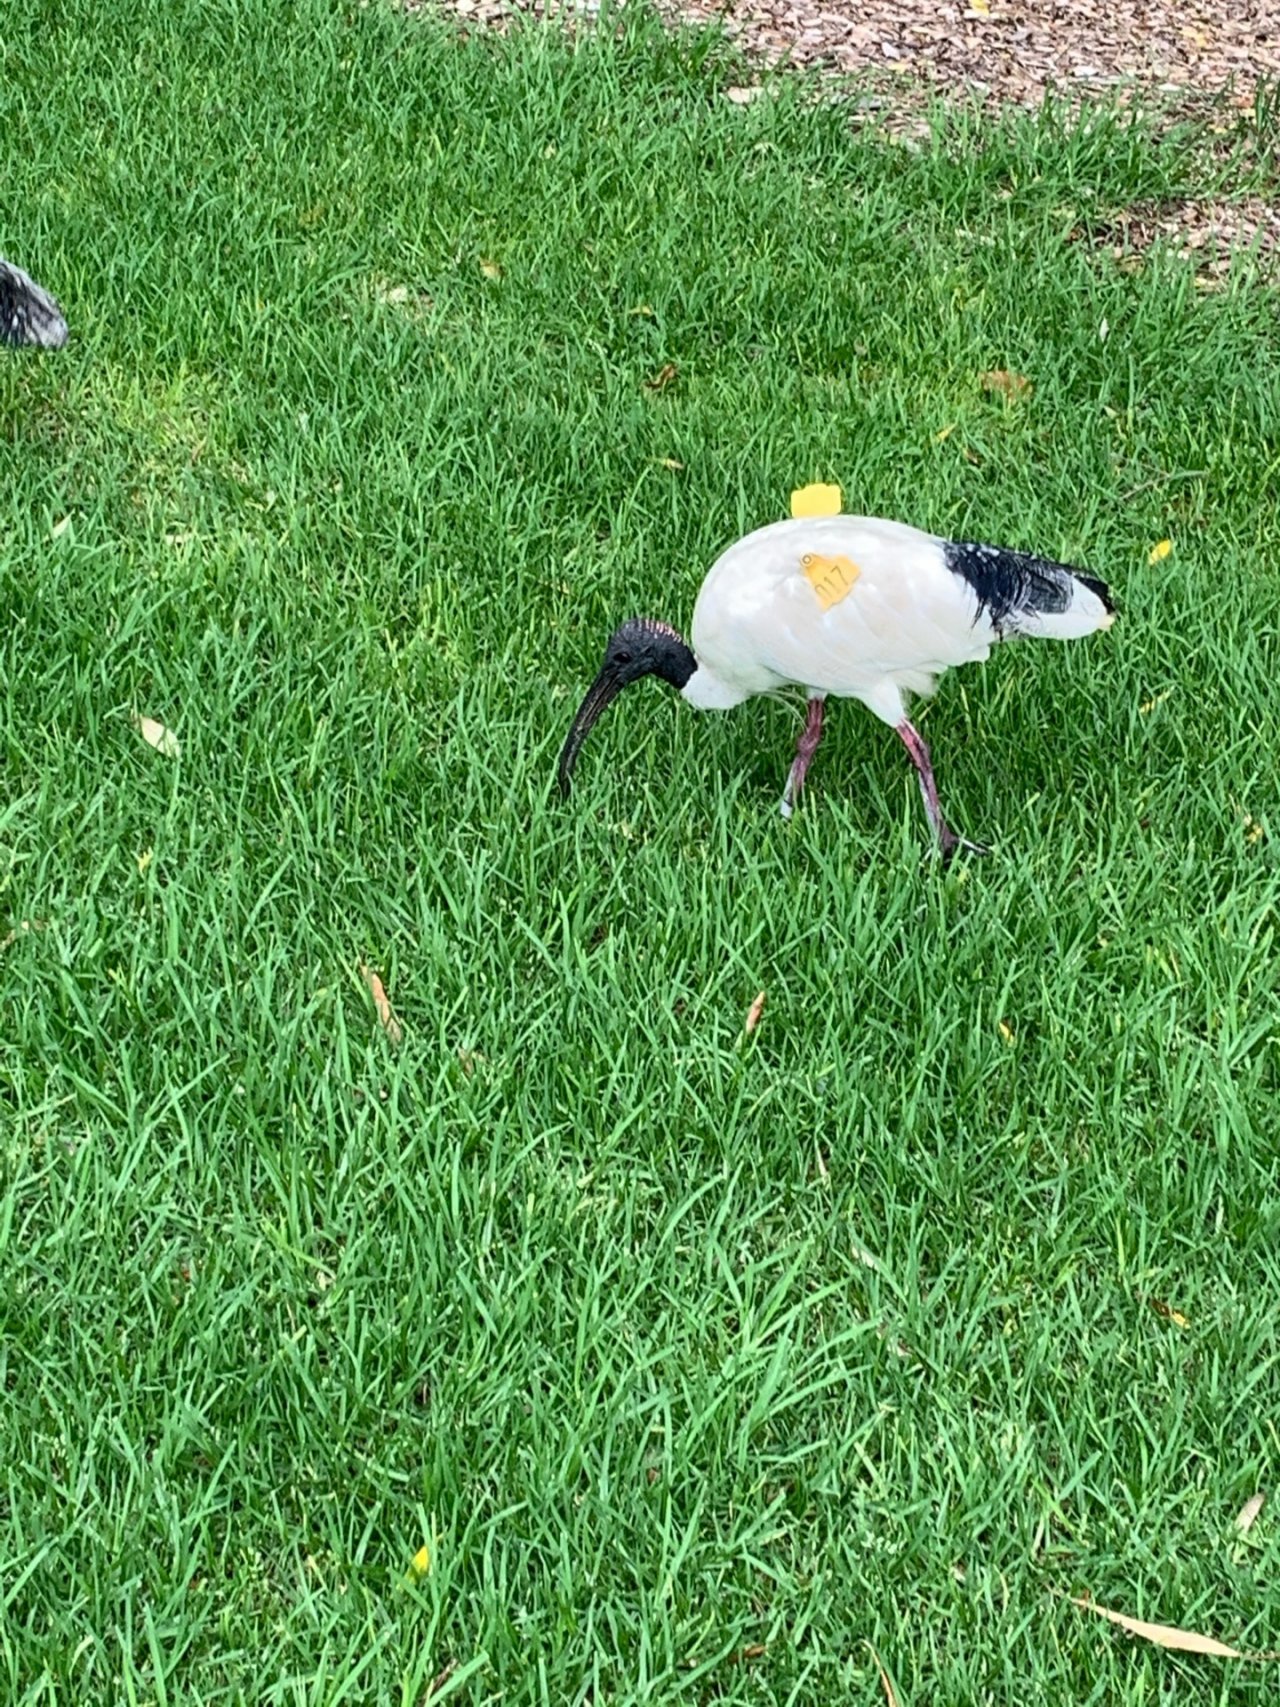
left=557, top=506, right=1116, bottom=855
left=0, top=258, right=68, bottom=349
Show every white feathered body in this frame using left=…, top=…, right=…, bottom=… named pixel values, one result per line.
left=684, top=515, right=1114, bottom=726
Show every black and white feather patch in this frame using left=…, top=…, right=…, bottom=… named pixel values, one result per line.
left=0, top=259, right=69, bottom=349
left=944, top=539, right=1113, bottom=635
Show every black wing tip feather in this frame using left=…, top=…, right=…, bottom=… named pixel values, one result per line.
left=944, top=539, right=1114, bottom=629
left=0, top=258, right=69, bottom=350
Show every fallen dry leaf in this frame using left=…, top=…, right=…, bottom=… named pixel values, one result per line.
left=478, top=257, right=502, bottom=280
left=50, top=514, right=72, bottom=539
left=1148, top=1296, right=1189, bottom=1329
left=744, top=990, right=766, bottom=1034
left=133, top=714, right=181, bottom=759
left=374, top=278, right=433, bottom=317
left=423, top=1660, right=457, bottom=1699
left=360, top=963, right=403, bottom=1045
left=1068, top=1596, right=1249, bottom=1658
left=979, top=368, right=1033, bottom=400
left=644, top=362, right=678, bottom=392
left=1148, top=537, right=1173, bottom=564
left=724, top=84, right=764, bottom=103
left=0, top=918, right=47, bottom=953
left=867, top=1644, right=900, bottom=1706
left=726, top=1644, right=768, bottom=1663
left=1236, top=1493, right=1265, bottom=1535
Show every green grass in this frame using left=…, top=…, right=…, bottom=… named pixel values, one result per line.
left=3, top=0, right=1280, bottom=1699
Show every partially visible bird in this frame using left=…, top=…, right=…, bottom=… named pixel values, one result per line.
left=557, top=510, right=1116, bottom=855
left=0, top=258, right=69, bottom=349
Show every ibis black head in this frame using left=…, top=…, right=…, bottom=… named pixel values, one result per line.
left=557, top=617, right=697, bottom=796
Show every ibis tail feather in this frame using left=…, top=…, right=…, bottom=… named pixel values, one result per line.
left=944, top=540, right=1115, bottom=640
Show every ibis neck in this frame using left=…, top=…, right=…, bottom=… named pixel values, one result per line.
left=680, top=663, right=753, bottom=711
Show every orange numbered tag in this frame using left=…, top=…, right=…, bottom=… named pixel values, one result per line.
left=802, top=553, right=860, bottom=611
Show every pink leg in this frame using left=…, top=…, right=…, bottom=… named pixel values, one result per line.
left=780, top=697, right=825, bottom=818
left=895, top=719, right=987, bottom=858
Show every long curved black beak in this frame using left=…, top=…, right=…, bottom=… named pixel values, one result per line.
left=557, top=669, right=626, bottom=796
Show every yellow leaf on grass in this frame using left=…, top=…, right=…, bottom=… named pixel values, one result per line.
left=934, top=423, right=957, bottom=443
left=133, top=714, right=181, bottom=759
left=1148, top=1296, right=1189, bottom=1329
left=1153, top=1297, right=1194, bottom=1324
left=479, top=258, right=502, bottom=281
left=1068, top=1596, right=1247, bottom=1658
left=1148, top=537, right=1173, bottom=564
left=411, top=1544, right=431, bottom=1575
left=998, top=1021, right=1014, bottom=1044
left=790, top=482, right=842, bottom=519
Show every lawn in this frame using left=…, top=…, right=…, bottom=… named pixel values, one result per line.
left=2, top=0, right=1280, bottom=1699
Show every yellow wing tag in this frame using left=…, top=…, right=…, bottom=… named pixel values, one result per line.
left=802, top=552, right=860, bottom=611
left=790, top=483, right=843, bottom=519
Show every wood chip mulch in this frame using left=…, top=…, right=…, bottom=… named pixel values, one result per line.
left=439, top=0, right=1280, bottom=118
left=645, top=1, right=1280, bottom=130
